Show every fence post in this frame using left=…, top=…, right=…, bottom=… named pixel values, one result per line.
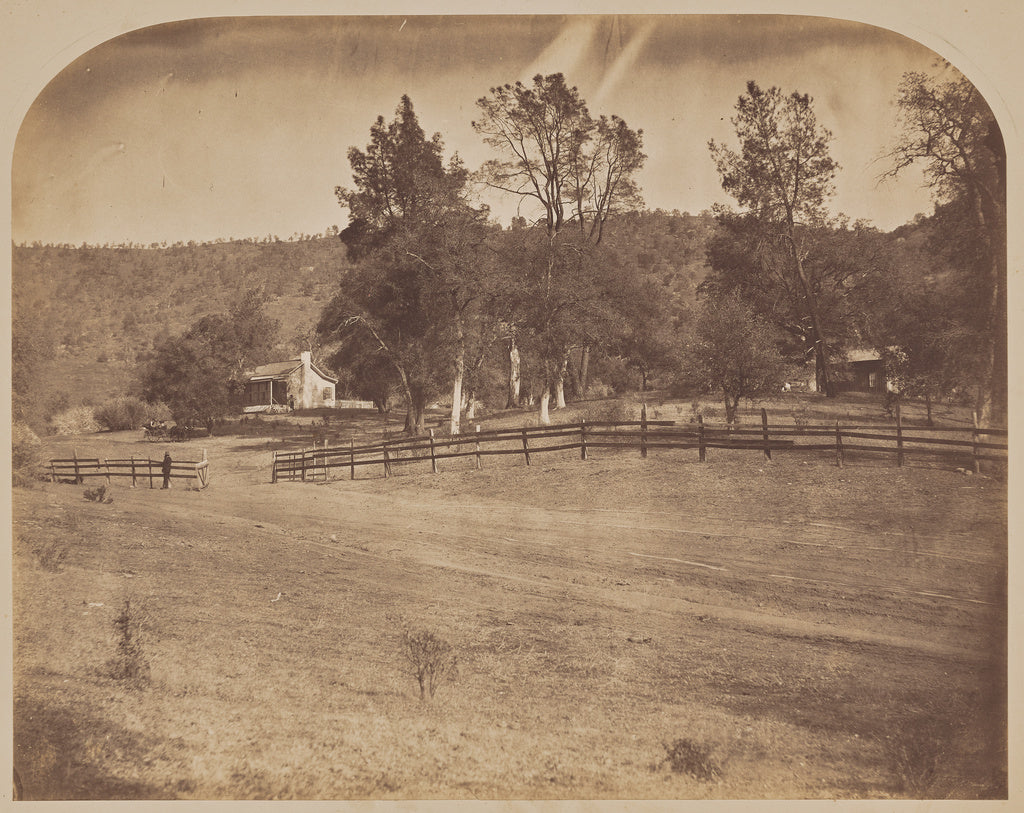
left=73, top=449, right=81, bottom=484
left=272, top=451, right=278, bottom=484
left=301, top=447, right=308, bottom=481
left=383, top=444, right=391, bottom=478
left=475, top=425, right=482, bottom=470
left=972, top=410, right=981, bottom=474
left=50, top=460, right=56, bottom=483
left=429, top=429, right=438, bottom=474
left=761, top=408, right=772, bottom=461
left=697, top=415, right=706, bottom=463
left=521, top=428, right=531, bottom=466
left=580, top=419, right=588, bottom=461
left=895, top=400, right=904, bottom=467
left=105, top=459, right=111, bottom=486
left=640, top=403, right=648, bottom=459
left=350, top=439, right=356, bottom=480
left=835, top=421, right=845, bottom=468
left=148, top=458, right=154, bottom=488
left=130, top=456, right=136, bottom=488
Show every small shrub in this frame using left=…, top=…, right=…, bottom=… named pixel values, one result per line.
left=661, top=738, right=723, bottom=782
left=49, top=406, right=101, bottom=436
left=582, top=400, right=635, bottom=425
left=83, top=484, right=113, bottom=504
left=401, top=628, right=458, bottom=701
left=146, top=401, right=174, bottom=424
left=94, top=395, right=151, bottom=431
left=882, top=716, right=953, bottom=796
left=107, top=599, right=151, bottom=687
left=12, top=421, right=44, bottom=486
left=31, top=538, right=69, bottom=572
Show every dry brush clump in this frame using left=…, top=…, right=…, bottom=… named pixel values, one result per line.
left=12, top=421, right=44, bottom=487
left=400, top=628, right=458, bottom=701
left=83, top=484, right=113, bottom=504
left=107, top=599, right=151, bottom=687
left=660, top=738, right=724, bottom=782
left=49, top=406, right=101, bottom=436
left=880, top=714, right=957, bottom=797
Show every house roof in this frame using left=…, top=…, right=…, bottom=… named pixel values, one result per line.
left=246, top=358, right=339, bottom=384
left=846, top=348, right=882, bottom=363
left=249, top=360, right=302, bottom=379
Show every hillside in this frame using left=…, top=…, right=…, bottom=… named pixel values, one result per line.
left=12, top=211, right=719, bottom=428
left=12, top=235, right=350, bottom=420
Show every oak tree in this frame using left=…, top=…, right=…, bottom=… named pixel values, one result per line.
left=473, top=74, right=645, bottom=421
left=324, top=96, right=494, bottom=435
left=709, top=81, right=840, bottom=395
left=883, top=65, right=1006, bottom=425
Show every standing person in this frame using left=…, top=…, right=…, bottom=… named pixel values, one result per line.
left=161, top=452, right=173, bottom=489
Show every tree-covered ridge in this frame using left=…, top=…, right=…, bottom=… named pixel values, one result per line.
left=11, top=235, right=349, bottom=427
left=11, top=209, right=716, bottom=429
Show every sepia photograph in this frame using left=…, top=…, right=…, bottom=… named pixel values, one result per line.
left=6, top=2, right=1014, bottom=803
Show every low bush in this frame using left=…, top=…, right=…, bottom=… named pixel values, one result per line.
left=881, top=715, right=956, bottom=796
left=83, top=484, right=113, bottom=504
left=660, top=738, right=723, bottom=782
left=31, top=538, right=69, bottom=572
left=12, top=421, right=44, bottom=486
left=49, top=406, right=101, bottom=436
left=401, top=628, right=458, bottom=701
left=580, top=400, right=636, bottom=425
left=94, top=396, right=150, bottom=431
left=107, top=599, right=151, bottom=687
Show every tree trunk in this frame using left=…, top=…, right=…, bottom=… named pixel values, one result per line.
left=400, top=374, right=417, bottom=434
left=971, top=190, right=1005, bottom=428
left=539, top=389, right=552, bottom=425
left=566, top=353, right=582, bottom=401
left=555, top=357, right=568, bottom=409
left=579, top=346, right=591, bottom=396
left=785, top=233, right=836, bottom=397
left=506, top=334, right=521, bottom=409
left=724, top=392, right=739, bottom=424
left=466, top=391, right=476, bottom=421
left=450, top=362, right=464, bottom=436
left=450, top=315, right=466, bottom=436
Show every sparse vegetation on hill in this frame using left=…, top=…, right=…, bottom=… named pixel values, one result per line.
left=12, top=235, right=349, bottom=429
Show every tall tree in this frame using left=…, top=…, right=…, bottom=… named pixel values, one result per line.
left=141, top=290, right=278, bottom=428
left=701, top=211, right=891, bottom=375
left=682, top=293, right=786, bottom=424
left=473, top=74, right=645, bottom=421
left=709, top=81, right=840, bottom=395
left=324, top=96, right=492, bottom=435
left=882, top=64, right=1006, bottom=425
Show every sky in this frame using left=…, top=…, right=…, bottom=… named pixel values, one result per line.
left=8, top=12, right=975, bottom=247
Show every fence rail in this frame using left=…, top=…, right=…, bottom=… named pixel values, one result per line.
left=271, top=406, right=1007, bottom=484
left=47, top=450, right=210, bottom=489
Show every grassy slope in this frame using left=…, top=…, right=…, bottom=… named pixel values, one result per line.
left=12, top=398, right=1007, bottom=800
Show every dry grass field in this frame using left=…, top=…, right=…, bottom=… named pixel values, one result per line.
left=11, top=398, right=1008, bottom=800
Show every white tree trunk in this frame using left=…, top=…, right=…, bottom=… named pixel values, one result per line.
left=450, top=363, right=464, bottom=436
left=539, top=389, right=552, bottom=425
left=507, top=335, right=521, bottom=408
left=555, top=357, right=567, bottom=409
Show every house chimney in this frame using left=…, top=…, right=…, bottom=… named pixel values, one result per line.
left=300, top=350, right=311, bottom=367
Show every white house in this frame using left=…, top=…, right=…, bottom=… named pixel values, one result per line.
left=242, top=351, right=337, bottom=412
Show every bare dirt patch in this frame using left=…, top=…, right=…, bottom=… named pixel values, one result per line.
left=13, top=426, right=1007, bottom=799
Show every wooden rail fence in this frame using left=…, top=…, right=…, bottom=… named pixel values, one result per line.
left=271, top=406, right=1007, bottom=484
left=47, top=450, right=210, bottom=489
